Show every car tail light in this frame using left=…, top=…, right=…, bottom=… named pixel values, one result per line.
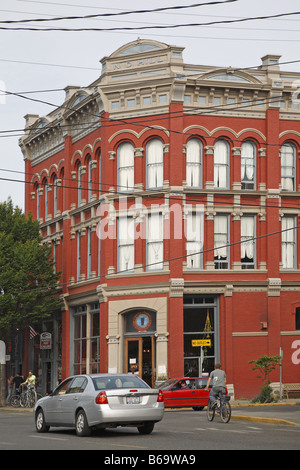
left=95, top=391, right=108, bottom=405
left=157, top=390, right=164, bottom=403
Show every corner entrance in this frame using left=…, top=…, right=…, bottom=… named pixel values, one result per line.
left=124, top=336, right=155, bottom=386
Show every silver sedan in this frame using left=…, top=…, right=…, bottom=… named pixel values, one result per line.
left=34, top=374, right=164, bottom=437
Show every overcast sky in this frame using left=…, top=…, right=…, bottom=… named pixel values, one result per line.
left=1, top=0, right=300, bottom=211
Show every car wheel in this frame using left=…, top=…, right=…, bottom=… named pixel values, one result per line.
left=35, top=409, right=50, bottom=433
left=75, top=410, right=91, bottom=437
left=192, top=406, right=204, bottom=411
left=137, top=422, right=155, bottom=435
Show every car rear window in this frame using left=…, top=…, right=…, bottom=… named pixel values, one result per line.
left=92, top=375, right=150, bottom=391
left=157, top=379, right=177, bottom=390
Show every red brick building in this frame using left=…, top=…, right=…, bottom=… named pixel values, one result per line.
left=18, top=39, right=300, bottom=398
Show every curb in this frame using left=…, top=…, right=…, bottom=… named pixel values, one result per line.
left=231, top=414, right=299, bottom=427
left=0, top=407, right=33, bottom=412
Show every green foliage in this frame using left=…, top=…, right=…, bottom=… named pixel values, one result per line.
left=251, top=384, right=275, bottom=404
left=249, top=355, right=281, bottom=402
left=249, top=355, right=281, bottom=386
left=0, top=199, right=61, bottom=337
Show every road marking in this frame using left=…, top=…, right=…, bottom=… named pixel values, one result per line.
left=0, top=442, right=14, bottom=446
left=29, top=435, right=68, bottom=441
left=111, top=443, right=147, bottom=449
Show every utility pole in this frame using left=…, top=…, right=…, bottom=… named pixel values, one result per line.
left=0, top=341, right=6, bottom=407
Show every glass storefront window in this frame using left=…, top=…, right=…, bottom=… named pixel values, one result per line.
left=183, top=297, right=218, bottom=377
left=73, top=303, right=100, bottom=375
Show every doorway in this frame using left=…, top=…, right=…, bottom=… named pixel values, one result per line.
left=124, top=336, right=155, bottom=386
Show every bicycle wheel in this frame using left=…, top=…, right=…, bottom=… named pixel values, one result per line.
left=220, top=399, right=231, bottom=423
left=28, top=390, right=37, bottom=407
left=20, top=392, right=27, bottom=407
left=10, top=396, right=21, bottom=408
left=207, top=401, right=215, bottom=422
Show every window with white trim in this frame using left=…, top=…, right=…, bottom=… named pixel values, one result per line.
left=147, top=212, right=163, bottom=270
left=53, top=175, right=58, bottom=215
left=214, top=215, right=229, bottom=269
left=281, top=143, right=296, bottom=191
left=241, top=215, right=255, bottom=269
left=118, top=142, right=134, bottom=193
left=77, top=231, right=81, bottom=281
left=87, top=157, right=93, bottom=202
left=77, top=162, right=82, bottom=206
left=118, top=216, right=134, bottom=273
left=87, top=227, right=92, bottom=279
left=241, top=141, right=256, bottom=190
left=214, top=140, right=229, bottom=189
left=186, top=138, right=202, bottom=188
left=185, top=211, right=203, bottom=269
left=44, top=179, right=48, bottom=219
left=146, top=139, right=164, bottom=189
left=282, top=216, right=296, bottom=269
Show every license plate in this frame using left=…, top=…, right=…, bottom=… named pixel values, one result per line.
left=126, top=396, right=140, bottom=404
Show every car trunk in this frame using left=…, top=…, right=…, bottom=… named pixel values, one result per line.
left=105, top=388, right=159, bottom=409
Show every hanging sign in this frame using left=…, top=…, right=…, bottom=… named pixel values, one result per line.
left=40, top=332, right=52, bottom=350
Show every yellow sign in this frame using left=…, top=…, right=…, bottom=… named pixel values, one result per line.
left=192, top=339, right=211, bottom=347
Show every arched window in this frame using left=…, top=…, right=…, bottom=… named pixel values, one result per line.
left=77, top=162, right=82, bottom=206
left=87, top=156, right=93, bottom=202
left=214, top=140, right=229, bottom=189
left=186, top=138, right=202, bottom=187
left=34, top=182, right=40, bottom=220
left=43, top=178, right=48, bottom=219
left=52, top=174, right=58, bottom=216
left=117, top=142, right=134, bottom=193
left=146, top=139, right=163, bottom=189
left=281, top=143, right=296, bottom=191
left=241, top=141, right=256, bottom=189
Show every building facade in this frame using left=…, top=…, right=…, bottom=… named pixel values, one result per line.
left=19, top=39, right=300, bottom=398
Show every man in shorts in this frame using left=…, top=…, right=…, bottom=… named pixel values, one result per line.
left=205, top=363, right=226, bottom=407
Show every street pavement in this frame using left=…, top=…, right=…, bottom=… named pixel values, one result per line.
left=230, top=399, right=300, bottom=426
left=1, top=399, right=300, bottom=426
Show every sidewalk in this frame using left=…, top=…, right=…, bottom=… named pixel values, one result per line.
left=230, top=399, right=300, bottom=426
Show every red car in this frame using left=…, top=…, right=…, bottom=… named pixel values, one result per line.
left=157, top=377, right=227, bottom=411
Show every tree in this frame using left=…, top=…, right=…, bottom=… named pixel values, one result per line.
left=0, top=199, right=61, bottom=338
left=249, top=355, right=281, bottom=386
left=249, top=355, right=281, bottom=403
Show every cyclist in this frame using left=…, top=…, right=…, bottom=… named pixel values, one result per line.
left=205, top=363, right=226, bottom=407
left=21, top=370, right=36, bottom=390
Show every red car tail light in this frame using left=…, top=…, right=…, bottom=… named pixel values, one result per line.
left=157, top=390, right=164, bottom=403
left=95, top=391, right=108, bottom=405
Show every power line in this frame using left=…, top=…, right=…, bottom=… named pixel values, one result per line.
left=1, top=169, right=300, bottom=213
left=0, top=1, right=238, bottom=24
left=7, top=221, right=300, bottom=296
left=1, top=10, right=300, bottom=31
left=0, top=88, right=287, bottom=140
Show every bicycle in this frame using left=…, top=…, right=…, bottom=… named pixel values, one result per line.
left=207, top=392, right=231, bottom=423
left=10, top=385, right=42, bottom=408
left=20, top=385, right=37, bottom=408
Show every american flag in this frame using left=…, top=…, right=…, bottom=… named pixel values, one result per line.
left=29, top=326, right=39, bottom=340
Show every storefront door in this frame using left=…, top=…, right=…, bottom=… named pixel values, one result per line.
left=124, top=336, right=154, bottom=386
